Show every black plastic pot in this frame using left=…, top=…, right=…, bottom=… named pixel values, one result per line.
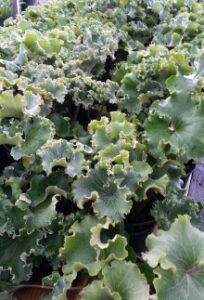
left=0, top=17, right=7, bottom=26
left=21, top=0, right=38, bottom=11
left=26, top=0, right=38, bottom=5
left=126, top=220, right=156, bottom=255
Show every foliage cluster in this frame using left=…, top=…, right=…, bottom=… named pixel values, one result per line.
left=0, top=0, right=11, bottom=19
left=1, top=0, right=204, bottom=299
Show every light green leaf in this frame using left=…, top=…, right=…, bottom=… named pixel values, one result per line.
left=0, top=67, right=18, bottom=90
left=88, top=112, right=138, bottom=173
left=103, top=261, right=149, bottom=300
left=0, top=90, right=42, bottom=120
left=0, top=91, right=25, bottom=119
left=166, top=75, right=195, bottom=93
left=166, top=53, right=204, bottom=93
left=89, top=111, right=136, bottom=151
left=39, top=38, right=62, bottom=55
left=0, top=131, right=22, bottom=146
left=143, top=215, right=204, bottom=300
left=80, top=281, right=114, bottom=300
left=24, top=31, right=38, bottom=51
left=66, top=152, right=84, bottom=178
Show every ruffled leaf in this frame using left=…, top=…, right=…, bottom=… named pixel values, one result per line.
left=60, top=215, right=100, bottom=276
left=102, top=261, right=149, bottom=300
left=41, top=271, right=75, bottom=300
left=90, top=220, right=128, bottom=264
left=73, top=169, right=132, bottom=222
left=0, top=91, right=42, bottom=119
left=152, top=193, right=200, bottom=230
left=27, top=171, right=69, bottom=207
left=37, top=139, right=86, bottom=177
left=143, top=215, right=204, bottom=300
left=26, top=196, right=58, bottom=232
left=144, top=92, right=204, bottom=160
left=0, top=91, right=25, bottom=119
left=49, top=113, right=71, bottom=138
left=37, top=139, right=73, bottom=175
left=81, top=260, right=150, bottom=300
left=11, top=117, right=55, bottom=160
left=80, top=281, right=114, bottom=300
left=0, top=230, right=43, bottom=284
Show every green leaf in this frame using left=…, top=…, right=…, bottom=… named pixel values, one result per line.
left=138, top=174, right=169, bottom=199
left=143, top=215, right=204, bottom=300
left=0, top=90, right=42, bottom=119
left=60, top=215, right=100, bottom=276
left=73, top=169, right=132, bottom=222
left=0, top=192, right=15, bottom=235
left=166, top=75, right=195, bottom=93
left=40, top=79, right=66, bottom=103
left=66, top=152, right=85, bottom=178
left=41, top=272, right=75, bottom=300
left=88, top=112, right=138, bottom=173
left=0, top=67, right=18, bottom=90
left=24, top=31, right=38, bottom=51
left=37, top=139, right=73, bottom=175
left=81, top=260, right=150, bottom=300
left=0, top=131, right=22, bottom=146
left=26, top=196, right=58, bottom=232
left=151, top=193, right=200, bottom=230
left=39, top=38, right=62, bottom=55
left=49, top=113, right=71, bottom=138
left=166, top=53, right=204, bottom=93
left=11, top=117, right=55, bottom=160
left=89, top=111, right=136, bottom=151
left=37, top=139, right=86, bottom=177
left=80, top=281, right=114, bottom=300
left=122, top=160, right=153, bottom=192
left=144, top=92, right=204, bottom=160
left=90, top=220, right=128, bottom=264
left=0, top=91, right=25, bottom=119
left=103, top=261, right=149, bottom=300
left=118, top=72, right=141, bottom=113
left=24, top=91, right=42, bottom=116
left=27, top=171, right=68, bottom=207
left=0, top=230, right=43, bottom=283
left=0, top=119, right=23, bottom=146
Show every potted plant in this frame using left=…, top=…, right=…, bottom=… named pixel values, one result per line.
left=1, top=0, right=204, bottom=299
